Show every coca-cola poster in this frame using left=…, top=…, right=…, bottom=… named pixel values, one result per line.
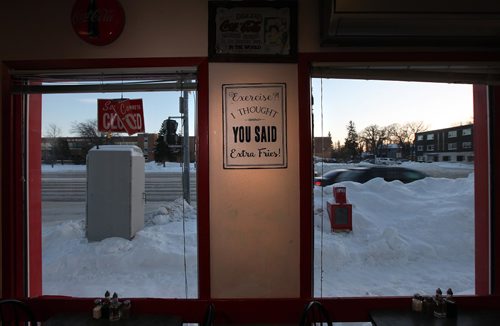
left=71, top=0, right=125, bottom=46
left=209, top=1, right=297, bottom=61
left=223, top=83, right=287, bottom=169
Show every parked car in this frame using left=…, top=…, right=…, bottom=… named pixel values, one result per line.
left=375, top=157, right=396, bottom=165
left=335, top=166, right=427, bottom=184
left=314, top=169, right=349, bottom=187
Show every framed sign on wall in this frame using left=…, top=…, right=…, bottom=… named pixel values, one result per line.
left=209, top=1, right=297, bottom=62
left=223, top=83, right=287, bottom=169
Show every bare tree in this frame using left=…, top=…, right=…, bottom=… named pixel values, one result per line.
left=406, top=121, right=428, bottom=142
left=45, top=123, right=62, bottom=167
left=46, top=123, right=61, bottom=139
left=70, top=119, right=101, bottom=142
left=377, top=126, right=391, bottom=149
left=70, top=119, right=107, bottom=163
left=388, top=121, right=428, bottom=159
left=360, top=124, right=388, bottom=156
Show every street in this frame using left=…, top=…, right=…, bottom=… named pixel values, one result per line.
left=42, top=171, right=197, bottom=202
left=42, top=171, right=197, bottom=223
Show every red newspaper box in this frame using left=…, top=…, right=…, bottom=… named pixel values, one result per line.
left=327, top=201, right=352, bottom=232
left=333, top=186, right=347, bottom=204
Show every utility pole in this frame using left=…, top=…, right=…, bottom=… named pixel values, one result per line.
left=181, top=91, right=190, bottom=204
left=166, top=91, right=190, bottom=203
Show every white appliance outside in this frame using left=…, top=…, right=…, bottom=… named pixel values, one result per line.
left=86, top=145, right=145, bottom=241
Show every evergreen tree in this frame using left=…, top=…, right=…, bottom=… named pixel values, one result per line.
left=154, top=121, right=169, bottom=166
left=54, top=138, right=71, bottom=164
left=344, top=121, right=359, bottom=159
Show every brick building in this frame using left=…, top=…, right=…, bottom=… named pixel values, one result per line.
left=42, top=133, right=158, bottom=163
left=415, top=124, right=473, bottom=163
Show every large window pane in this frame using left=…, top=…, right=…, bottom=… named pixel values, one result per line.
left=41, top=88, right=198, bottom=298
left=312, top=78, right=474, bottom=297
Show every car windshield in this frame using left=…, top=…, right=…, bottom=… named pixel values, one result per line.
left=323, top=170, right=343, bottom=178
left=403, top=170, right=426, bottom=181
left=336, top=170, right=365, bottom=182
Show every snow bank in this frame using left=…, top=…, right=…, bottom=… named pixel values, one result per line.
left=314, top=174, right=474, bottom=297
left=42, top=164, right=474, bottom=301
left=43, top=198, right=198, bottom=298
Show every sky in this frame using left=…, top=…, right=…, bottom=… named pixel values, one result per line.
left=42, top=161, right=474, bottom=303
left=42, top=90, right=197, bottom=137
left=41, top=79, right=474, bottom=143
left=311, top=79, right=474, bottom=144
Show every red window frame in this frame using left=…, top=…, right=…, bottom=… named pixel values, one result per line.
left=298, top=52, right=496, bottom=299
left=1, top=58, right=211, bottom=299
left=2, top=53, right=500, bottom=322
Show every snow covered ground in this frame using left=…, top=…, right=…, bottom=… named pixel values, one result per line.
left=42, top=161, right=475, bottom=311
left=314, top=172, right=474, bottom=297
left=43, top=197, right=198, bottom=298
left=42, top=161, right=196, bottom=173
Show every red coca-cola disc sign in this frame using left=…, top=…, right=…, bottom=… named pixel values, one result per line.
left=71, top=0, right=125, bottom=46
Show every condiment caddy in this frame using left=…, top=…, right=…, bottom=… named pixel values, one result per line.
left=92, top=291, right=132, bottom=321
left=412, top=288, right=457, bottom=318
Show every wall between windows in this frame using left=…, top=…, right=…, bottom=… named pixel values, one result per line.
left=208, top=63, right=300, bottom=298
left=298, top=0, right=323, bottom=53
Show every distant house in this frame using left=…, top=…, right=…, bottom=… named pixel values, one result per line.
left=414, top=124, right=473, bottom=163
left=377, top=143, right=402, bottom=160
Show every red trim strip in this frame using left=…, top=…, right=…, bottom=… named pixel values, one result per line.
left=473, top=85, right=490, bottom=295
left=196, top=59, right=211, bottom=298
left=28, top=92, right=42, bottom=296
left=489, top=86, right=500, bottom=295
left=1, top=68, right=26, bottom=297
left=298, top=56, right=313, bottom=298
